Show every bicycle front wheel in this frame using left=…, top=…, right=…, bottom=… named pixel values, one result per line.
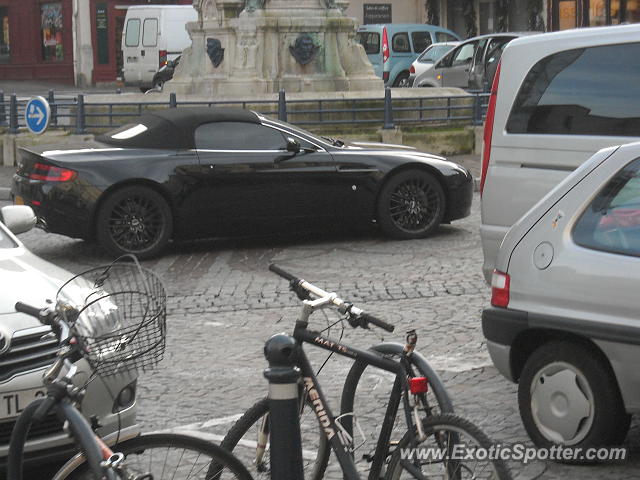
left=220, top=396, right=329, bottom=480
left=56, top=432, right=253, bottom=480
left=385, top=413, right=512, bottom=480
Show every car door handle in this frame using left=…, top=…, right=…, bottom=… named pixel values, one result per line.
left=141, top=50, right=145, bottom=57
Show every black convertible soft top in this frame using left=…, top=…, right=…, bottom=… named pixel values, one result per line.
left=97, top=107, right=261, bottom=149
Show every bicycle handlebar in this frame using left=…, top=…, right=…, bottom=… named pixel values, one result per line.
left=269, top=264, right=394, bottom=333
left=15, top=301, right=47, bottom=321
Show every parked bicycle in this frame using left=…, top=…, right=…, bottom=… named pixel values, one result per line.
left=222, top=265, right=511, bottom=479
left=7, top=257, right=252, bottom=480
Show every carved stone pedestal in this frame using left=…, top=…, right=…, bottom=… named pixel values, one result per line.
left=167, top=0, right=382, bottom=96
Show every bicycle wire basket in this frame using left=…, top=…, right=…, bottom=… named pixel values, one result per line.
left=56, top=256, right=167, bottom=378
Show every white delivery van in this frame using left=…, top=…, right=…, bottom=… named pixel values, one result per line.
left=122, top=5, right=197, bottom=90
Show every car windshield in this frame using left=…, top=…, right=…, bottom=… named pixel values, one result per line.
left=265, top=118, right=341, bottom=147
left=0, top=223, right=18, bottom=249
left=419, top=44, right=456, bottom=63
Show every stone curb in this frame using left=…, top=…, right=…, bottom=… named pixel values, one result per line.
left=0, top=187, right=10, bottom=201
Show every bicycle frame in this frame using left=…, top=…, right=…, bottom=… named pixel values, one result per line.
left=291, top=319, right=421, bottom=480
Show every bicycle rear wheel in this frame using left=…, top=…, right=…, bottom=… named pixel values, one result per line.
left=385, top=413, right=512, bottom=480
left=220, top=396, right=329, bottom=480
left=56, top=432, right=252, bottom=480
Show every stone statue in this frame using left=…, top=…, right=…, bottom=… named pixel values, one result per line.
left=244, top=0, right=265, bottom=12
left=195, top=0, right=219, bottom=22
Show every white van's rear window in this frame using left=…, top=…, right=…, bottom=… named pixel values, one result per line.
left=143, top=19, right=158, bottom=47
left=125, top=18, right=141, bottom=47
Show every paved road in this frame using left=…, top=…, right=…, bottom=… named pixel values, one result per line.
left=1, top=194, right=638, bottom=479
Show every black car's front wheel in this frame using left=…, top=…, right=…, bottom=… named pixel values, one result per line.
left=377, top=169, right=445, bottom=239
left=96, top=185, right=173, bottom=259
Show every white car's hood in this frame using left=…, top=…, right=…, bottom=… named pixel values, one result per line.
left=0, top=247, right=73, bottom=331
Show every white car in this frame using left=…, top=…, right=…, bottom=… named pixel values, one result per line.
left=409, top=42, right=459, bottom=87
left=0, top=206, right=138, bottom=466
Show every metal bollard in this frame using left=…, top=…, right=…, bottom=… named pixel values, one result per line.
left=278, top=89, right=287, bottom=122
left=0, top=91, right=5, bottom=126
left=263, top=333, right=304, bottom=480
left=473, top=94, right=483, bottom=126
left=48, top=90, right=57, bottom=125
left=76, top=94, right=86, bottom=134
left=169, top=92, right=177, bottom=108
left=383, top=87, right=394, bottom=130
left=9, top=94, right=18, bottom=134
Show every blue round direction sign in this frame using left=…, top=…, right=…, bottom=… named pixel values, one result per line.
left=25, top=96, right=51, bottom=135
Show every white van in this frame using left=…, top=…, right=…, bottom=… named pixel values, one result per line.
left=480, top=24, right=640, bottom=282
left=122, top=5, right=197, bottom=90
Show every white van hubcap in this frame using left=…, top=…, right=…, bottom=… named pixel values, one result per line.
left=530, top=362, right=594, bottom=445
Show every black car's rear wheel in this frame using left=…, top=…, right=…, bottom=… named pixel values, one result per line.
left=377, top=169, right=445, bottom=239
left=96, top=185, right=172, bottom=259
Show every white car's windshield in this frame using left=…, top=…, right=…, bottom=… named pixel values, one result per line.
left=0, top=223, right=18, bottom=249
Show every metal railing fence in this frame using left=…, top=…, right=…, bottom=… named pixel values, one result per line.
left=0, top=88, right=489, bottom=135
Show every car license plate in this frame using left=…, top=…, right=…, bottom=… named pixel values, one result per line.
left=14, top=196, right=24, bottom=205
left=0, top=387, right=46, bottom=420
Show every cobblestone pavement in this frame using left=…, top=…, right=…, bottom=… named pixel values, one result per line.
left=2, top=193, right=638, bottom=479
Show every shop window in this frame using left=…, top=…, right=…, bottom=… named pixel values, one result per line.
left=41, top=3, right=64, bottom=62
left=628, top=0, right=640, bottom=21
left=590, top=0, right=607, bottom=24
left=558, top=0, right=577, bottom=29
left=0, top=7, right=8, bottom=63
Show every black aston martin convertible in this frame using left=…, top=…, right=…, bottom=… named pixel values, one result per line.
left=12, top=108, right=473, bottom=258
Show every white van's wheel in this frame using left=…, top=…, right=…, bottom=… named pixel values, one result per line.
left=518, top=341, right=630, bottom=458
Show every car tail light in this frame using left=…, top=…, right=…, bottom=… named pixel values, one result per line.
left=382, top=27, right=389, bottom=64
left=29, top=162, right=77, bottom=182
left=480, top=60, right=501, bottom=196
left=159, top=50, right=168, bottom=68
left=490, top=269, right=510, bottom=308
left=409, top=65, right=415, bottom=74
left=409, top=377, right=429, bottom=394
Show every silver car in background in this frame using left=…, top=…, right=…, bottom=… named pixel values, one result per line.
left=482, top=142, right=640, bottom=454
left=0, top=206, right=138, bottom=467
left=409, top=42, right=459, bottom=87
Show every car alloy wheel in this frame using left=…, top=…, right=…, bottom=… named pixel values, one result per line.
left=97, top=186, right=172, bottom=259
left=377, top=169, right=445, bottom=239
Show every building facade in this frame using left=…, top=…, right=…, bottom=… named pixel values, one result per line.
left=0, top=0, right=190, bottom=85
left=346, top=0, right=638, bottom=36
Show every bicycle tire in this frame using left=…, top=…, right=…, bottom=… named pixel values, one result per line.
left=385, top=413, right=512, bottom=480
left=55, top=432, right=253, bottom=480
left=220, top=396, right=329, bottom=480
left=334, top=343, right=453, bottom=465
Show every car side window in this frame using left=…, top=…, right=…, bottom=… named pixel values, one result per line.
left=451, top=42, right=478, bottom=67
left=392, top=33, right=410, bottom=53
left=437, top=48, right=457, bottom=68
left=507, top=42, right=640, bottom=136
left=195, top=122, right=287, bottom=151
left=125, top=19, right=141, bottom=47
left=573, top=157, right=640, bottom=257
left=435, top=32, right=459, bottom=43
left=357, top=32, right=380, bottom=54
left=411, top=32, right=432, bottom=53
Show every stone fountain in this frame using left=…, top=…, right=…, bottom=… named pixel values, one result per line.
left=167, top=0, right=383, bottom=96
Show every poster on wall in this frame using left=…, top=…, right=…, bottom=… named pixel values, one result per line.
left=41, top=2, right=64, bottom=61
left=363, top=4, right=392, bottom=24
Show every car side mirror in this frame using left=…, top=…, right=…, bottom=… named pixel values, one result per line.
left=0, top=205, right=37, bottom=235
left=286, top=137, right=301, bottom=154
